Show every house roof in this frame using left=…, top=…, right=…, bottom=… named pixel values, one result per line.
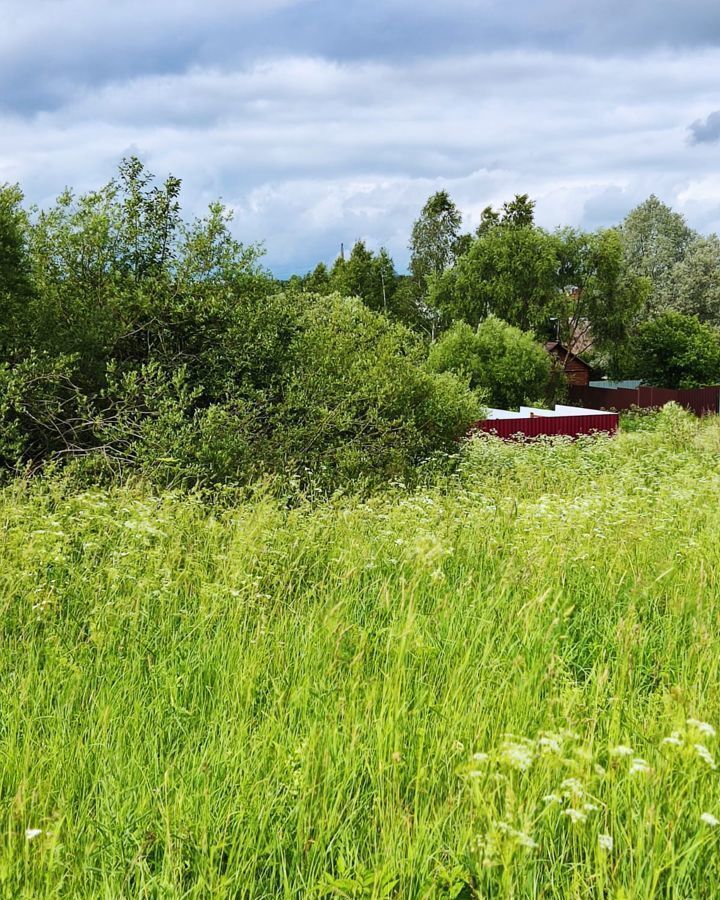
left=545, top=341, right=593, bottom=371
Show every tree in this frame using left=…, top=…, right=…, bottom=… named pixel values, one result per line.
left=657, top=235, right=720, bottom=326
left=629, top=312, right=720, bottom=388
left=316, top=241, right=412, bottom=322
left=555, top=228, right=651, bottom=373
left=499, top=193, right=536, bottom=229
left=476, top=205, right=500, bottom=237
left=0, top=185, right=33, bottom=358
left=429, top=224, right=560, bottom=332
left=427, top=316, right=555, bottom=409
left=409, top=191, right=463, bottom=293
left=620, top=196, right=697, bottom=312
left=303, top=262, right=332, bottom=295
left=474, top=194, right=535, bottom=237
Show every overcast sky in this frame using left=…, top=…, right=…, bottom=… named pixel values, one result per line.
left=2, top=0, right=720, bottom=275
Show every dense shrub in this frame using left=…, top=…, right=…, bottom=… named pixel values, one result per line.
left=0, top=163, right=482, bottom=491
left=629, top=311, right=720, bottom=388
left=427, top=316, right=558, bottom=409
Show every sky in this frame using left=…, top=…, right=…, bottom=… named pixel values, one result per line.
left=2, top=0, right=720, bottom=276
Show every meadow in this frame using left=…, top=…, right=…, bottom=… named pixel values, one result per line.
left=1, top=405, right=720, bottom=897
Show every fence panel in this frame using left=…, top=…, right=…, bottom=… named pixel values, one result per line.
left=473, top=413, right=619, bottom=441
left=569, top=385, right=720, bottom=416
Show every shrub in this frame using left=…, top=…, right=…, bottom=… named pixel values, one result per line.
left=427, top=316, right=557, bottom=409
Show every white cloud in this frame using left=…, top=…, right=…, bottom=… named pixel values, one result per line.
left=2, top=47, right=720, bottom=271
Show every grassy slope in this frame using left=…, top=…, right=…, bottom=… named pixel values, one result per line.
left=1, top=406, right=720, bottom=897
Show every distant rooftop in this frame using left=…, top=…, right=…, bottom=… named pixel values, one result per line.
left=589, top=380, right=643, bottom=390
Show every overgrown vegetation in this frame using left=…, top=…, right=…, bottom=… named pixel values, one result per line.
left=3, top=161, right=720, bottom=492
left=2, top=406, right=720, bottom=896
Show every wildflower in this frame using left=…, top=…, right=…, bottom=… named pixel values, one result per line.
left=25, top=829, right=42, bottom=841
left=498, top=741, right=534, bottom=772
left=563, top=808, right=587, bottom=823
left=662, top=732, right=684, bottom=747
left=629, top=758, right=652, bottom=775
left=560, top=777, right=584, bottom=798
left=609, top=745, right=634, bottom=757
left=515, top=831, right=538, bottom=849
left=471, top=752, right=489, bottom=763
left=594, top=763, right=607, bottom=776
left=694, top=744, right=717, bottom=769
left=583, top=802, right=599, bottom=812
left=598, top=833, right=614, bottom=852
left=542, top=793, right=562, bottom=805
left=537, top=735, right=561, bottom=754
left=687, top=719, right=716, bottom=738
left=701, top=812, right=720, bottom=827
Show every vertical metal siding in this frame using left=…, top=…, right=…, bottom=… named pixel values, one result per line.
left=472, top=413, right=619, bottom=441
left=569, top=385, right=720, bottom=416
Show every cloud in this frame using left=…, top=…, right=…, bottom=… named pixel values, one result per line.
left=689, top=110, right=720, bottom=144
left=1, top=3, right=720, bottom=272
left=3, top=0, right=720, bottom=116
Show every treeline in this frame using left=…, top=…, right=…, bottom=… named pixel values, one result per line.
left=294, top=191, right=720, bottom=388
left=1, top=159, right=720, bottom=490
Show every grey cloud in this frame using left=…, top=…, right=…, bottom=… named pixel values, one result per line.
left=2, top=1, right=720, bottom=274
left=689, top=110, right=720, bottom=144
left=3, top=0, right=720, bottom=117
left=3, top=47, right=718, bottom=273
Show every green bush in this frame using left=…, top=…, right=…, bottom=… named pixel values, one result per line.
left=428, top=316, right=558, bottom=409
left=630, top=311, right=720, bottom=388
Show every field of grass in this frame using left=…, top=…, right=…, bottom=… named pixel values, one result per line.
left=2, top=405, right=720, bottom=897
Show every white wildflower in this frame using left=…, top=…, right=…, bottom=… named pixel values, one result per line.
left=598, top=833, right=614, bottom=852
left=688, top=719, right=716, bottom=738
left=629, top=758, right=652, bottom=775
left=609, top=745, right=634, bottom=757
left=515, top=831, right=538, bottom=849
left=560, top=777, right=585, bottom=798
left=471, top=752, right=489, bottom=763
left=594, top=763, right=607, bottom=777
left=499, top=741, right=534, bottom=772
left=701, top=812, right=720, bottom=827
left=583, top=802, right=599, bottom=812
left=542, top=793, right=562, bottom=805
left=538, top=736, right=561, bottom=754
left=563, top=808, right=587, bottom=823
left=25, top=829, right=42, bottom=841
left=694, top=744, right=717, bottom=769
left=662, top=732, right=684, bottom=747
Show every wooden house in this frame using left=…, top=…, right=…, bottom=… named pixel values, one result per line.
left=545, top=341, right=593, bottom=387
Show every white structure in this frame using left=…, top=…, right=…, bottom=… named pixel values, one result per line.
left=487, top=404, right=611, bottom=419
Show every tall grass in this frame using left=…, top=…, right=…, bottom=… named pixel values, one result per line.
left=1, top=405, right=720, bottom=897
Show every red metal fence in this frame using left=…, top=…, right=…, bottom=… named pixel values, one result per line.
left=473, top=413, right=619, bottom=441
left=569, top=385, right=720, bottom=416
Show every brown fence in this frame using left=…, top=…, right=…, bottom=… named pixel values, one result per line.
left=569, top=385, right=720, bottom=416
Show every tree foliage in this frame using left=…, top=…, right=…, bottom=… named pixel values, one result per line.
left=657, top=235, right=720, bottom=326
left=629, top=311, right=720, bottom=388
left=430, top=224, right=560, bottom=332
left=427, top=316, right=557, bottom=409
left=620, top=195, right=697, bottom=312
left=0, top=161, right=481, bottom=490
left=409, top=191, right=463, bottom=295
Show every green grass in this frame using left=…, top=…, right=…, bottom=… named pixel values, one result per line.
left=2, top=405, right=720, bottom=897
